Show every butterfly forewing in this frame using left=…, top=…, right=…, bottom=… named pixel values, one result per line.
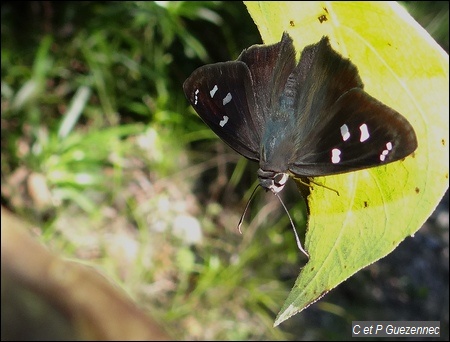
left=183, top=62, right=261, bottom=161
left=289, top=88, right=418, bottom=177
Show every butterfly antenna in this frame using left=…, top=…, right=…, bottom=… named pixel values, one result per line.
left=237, top=184, right=261, bottom=234
left=274, top=193, right=310, bottom=258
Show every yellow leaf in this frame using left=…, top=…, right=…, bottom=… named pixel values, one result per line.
left=245, top=1, right=449, bottom=326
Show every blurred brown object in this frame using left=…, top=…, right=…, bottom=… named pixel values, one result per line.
left=1, top=206, right=171, bottom=341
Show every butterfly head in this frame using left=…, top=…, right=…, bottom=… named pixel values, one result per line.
left=257, top=169, right=289, bottom=194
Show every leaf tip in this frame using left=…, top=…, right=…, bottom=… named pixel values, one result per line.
left=274, top=304, right=298, bottom=327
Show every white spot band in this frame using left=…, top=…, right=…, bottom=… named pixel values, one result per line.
left=222, top=92, right=232, bottom=105
left=380, top=142, right=393, bottom=162
left=210, top=85, right=218, bottom=98
left=194, top=89, right=199, bottom=105
left=331, top=148, right=341, bottom=164
left=359, top=123, right=370, bottom=142
left=340, top=124, right=350, bottom=141
left=219, top=116, right=229, bottom=127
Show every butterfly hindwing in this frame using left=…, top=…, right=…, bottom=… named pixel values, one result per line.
left=237, top=32, right=297, bottom=124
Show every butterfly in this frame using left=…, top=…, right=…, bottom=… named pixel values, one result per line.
left=183, top=32, right=417, bottom=255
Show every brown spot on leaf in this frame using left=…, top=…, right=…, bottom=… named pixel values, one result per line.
left=318, top=14, right=327, bottom=23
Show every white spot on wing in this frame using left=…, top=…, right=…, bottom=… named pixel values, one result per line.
left=210, top=85, right=218, bottom=98
left=380, top=142, right=393, bottom=162
left=331, top=148, right=341, bottom=164
left=223, top=92, right=232, bottom=105
left=359, top=123, right=370, bottom=142
left=194, top=89, right=199, bottom=105
left=340, top=124, right=350, bottom=141
left=219, top=115, right=229, bottom=127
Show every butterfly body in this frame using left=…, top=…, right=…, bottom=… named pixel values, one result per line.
left=183, top=32, right=417, bottom=195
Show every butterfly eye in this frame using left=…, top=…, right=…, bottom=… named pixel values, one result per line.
left=274, top=173, right=289, bottom=187
left=257, top=170, right=289, bottom=194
